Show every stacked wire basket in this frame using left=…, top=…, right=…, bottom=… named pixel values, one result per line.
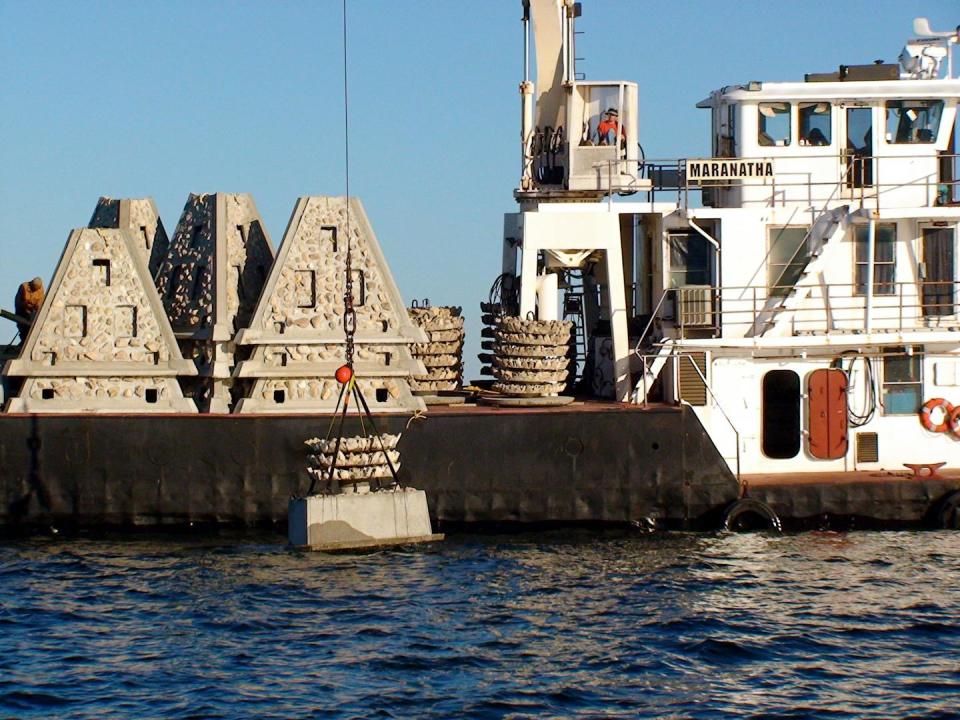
left=407, top=303, right=465, bottom=394
left=305, top=434, right=401, bottom=493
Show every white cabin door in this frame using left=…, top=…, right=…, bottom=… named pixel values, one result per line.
left=921, top=226, right=956, bottom=317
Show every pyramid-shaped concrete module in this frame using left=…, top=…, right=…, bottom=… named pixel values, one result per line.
left=233, top=196, right=426, bottom=413
left=3, top=228, right=197, bottom=413
left=154, top=193, right=275, bottom=412
left=88, top=197, right=170, bottom=277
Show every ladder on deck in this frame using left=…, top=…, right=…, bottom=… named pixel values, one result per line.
left=563, top=291, right=587, bottom=383
left=749, top=205, right=850, bottom=337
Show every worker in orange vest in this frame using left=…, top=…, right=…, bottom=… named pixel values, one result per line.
left=14, top=277, right=44, bottom=340
left=597, top=108, right=624, bottom=146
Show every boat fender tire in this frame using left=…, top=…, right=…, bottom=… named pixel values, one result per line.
left=920, top=398, right=954, bottom=434
left=722, top=498, right=783, bottom=533
left=936, top=490, right=960, bottom=530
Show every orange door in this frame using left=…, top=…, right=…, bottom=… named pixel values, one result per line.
left=807, top=368, right=849, bottom=460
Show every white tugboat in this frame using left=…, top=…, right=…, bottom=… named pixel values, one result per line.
left=506, top=2, right=960, bottom=484
left=1, top=3, right=958, bottom=532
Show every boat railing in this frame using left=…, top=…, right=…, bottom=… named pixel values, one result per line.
left=649, top=280, right=960, bottom=340
left=595, top=152, right=960, bottom=211
left=635, top=348, right=741, bottom=481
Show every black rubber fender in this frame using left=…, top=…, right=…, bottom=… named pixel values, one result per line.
left=936, top=490, right=960, bottom=530
left=722, top=498, right=783, bottom=533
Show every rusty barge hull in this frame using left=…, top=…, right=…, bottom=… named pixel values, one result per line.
left=0, top=403, right=956, bottom=534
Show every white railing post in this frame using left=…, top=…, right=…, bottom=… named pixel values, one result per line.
left=865, top=217, right=876, bottom=333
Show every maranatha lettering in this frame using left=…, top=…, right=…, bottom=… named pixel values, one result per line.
left=687, top=159, right=775, bottom=179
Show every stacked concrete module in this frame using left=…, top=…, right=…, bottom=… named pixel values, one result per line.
left=491, top=317, right=573, bottom=396
left=154, top=193, right=275, bottom=413
left=2, top=228, right=197, bottom=413
left=408, top=305, right=465, bottom=393
left=233, top=196, right=427, bottom=413
left=88, top=197, right=170, bottom=277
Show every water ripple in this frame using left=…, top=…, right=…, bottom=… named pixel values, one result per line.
left=0, top=530, right=958, bottom=718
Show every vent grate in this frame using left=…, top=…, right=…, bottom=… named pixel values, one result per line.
left=678, top=352, right=708, bottom=406
left=856, top=432, right=879, bottom=463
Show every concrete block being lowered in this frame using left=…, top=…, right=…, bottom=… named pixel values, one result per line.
left=233, top=196, right=426, bottom=413
left=154, top=193, right=275, bottom=412
left=288, top=488, right=441, bottom=551
left=88, top=197, right=170, bottom=278
left=3, top=228, right=197, bottom=413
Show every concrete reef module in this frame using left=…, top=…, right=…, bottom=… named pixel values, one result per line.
left=2, top=195, right=427, bottom=414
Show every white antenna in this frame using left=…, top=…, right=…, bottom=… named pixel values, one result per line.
left=913, top=17, right=957, bottom=39
left=904, top=17, right=959, bottom=79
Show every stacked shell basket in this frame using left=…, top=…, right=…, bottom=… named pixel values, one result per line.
left=304, top=434, right=401, bottom=492
left=407, top=305, right=464, bottom=393
left=492, top=317, right=574, bottom=396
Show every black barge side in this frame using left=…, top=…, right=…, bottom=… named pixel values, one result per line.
left=0, top=403, right=737, bottom=532
left=2, top=403, right=958, bottom=534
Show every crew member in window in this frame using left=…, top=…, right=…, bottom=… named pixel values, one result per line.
left=597, top=108, right=624, bottom=146
left=14, top=277, right=44, bottom=340
left=805, top=128, right=829, bottom=146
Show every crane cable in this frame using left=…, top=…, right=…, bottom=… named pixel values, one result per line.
left=306, top=0, right=401, bottom=496
left=341, top=0, right=356, bottom=369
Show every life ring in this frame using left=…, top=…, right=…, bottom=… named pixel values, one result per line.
left=722, top=498, right=782, bottom=533
left=949, top=406, right=960, bottom=437
left=919, top=398, right=954, bottom=433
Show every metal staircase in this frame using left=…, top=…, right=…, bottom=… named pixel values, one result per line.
left=749, top=205, right=850, bottom=337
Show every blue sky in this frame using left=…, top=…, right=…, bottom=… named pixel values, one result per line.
left=0, top=0, right=955, bottom=368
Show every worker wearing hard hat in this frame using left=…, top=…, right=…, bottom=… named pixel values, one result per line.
left=14, top=277, right=44, bottom=340
left=597, top=108, right=624, bottom=146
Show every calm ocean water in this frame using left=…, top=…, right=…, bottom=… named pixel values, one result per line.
left=1, top=530, right=958, bottom=719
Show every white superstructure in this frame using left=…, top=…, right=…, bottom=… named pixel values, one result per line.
left=503, top=2, right=960, bottom=478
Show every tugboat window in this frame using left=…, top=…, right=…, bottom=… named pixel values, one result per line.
left=882, top=346, right=922, bottom=414
left=762, top=369, right=801, bottom=459
left=758, top=102, right=790, bottom=147
left=767, top=226, right=811, bottom=296
left=854, top=223, right=896, bottom=295
left=886, top=100, right=943, bottom=144
left=668, top=231, right=713, bottom=287
left=799, top=103, right=831, bottom=146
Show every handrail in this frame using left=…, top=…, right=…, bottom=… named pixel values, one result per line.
left=592, top=151, right=960, bottom=210
left=636, top=349, right=741, bottom=480
left=679, top=353, right=740, bottom=482
left=634, top=288, right=671, bottom=354
left=656, top=279, right=960, bottom=340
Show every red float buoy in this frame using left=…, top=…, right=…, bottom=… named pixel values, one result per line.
left=335, top=364, right=353, bottom=384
